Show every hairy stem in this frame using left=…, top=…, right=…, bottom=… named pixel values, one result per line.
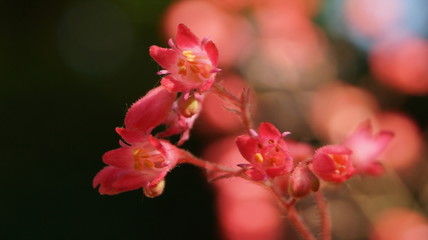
left=212, top=82, right=254, bottom=132
left=289, top=206, right=317, bottom=240
left=264, top=180, right=317, bottom=240
left=179, top=149, right=240, bottom=174
left=315, top=191, right=331, bottom=240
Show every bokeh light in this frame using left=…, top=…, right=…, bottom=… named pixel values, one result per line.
left=370, top=35, right=428, bottom=95
left=371, top=208, right=428, bottom=240
left=376, top=112, right=423, bottom=171
left=310, top=82, right=379, bottom=142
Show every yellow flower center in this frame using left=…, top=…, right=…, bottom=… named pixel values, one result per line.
left=177, top=50, right=211, bottom=81
left=133, top=148, right=163, bottom=170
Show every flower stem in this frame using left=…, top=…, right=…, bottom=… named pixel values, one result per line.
left=315, top=191, right=331, bottom=240
left=289, top=205, right=317, bottom=240
left=179, top=149, right=240, bottom=173
left=264, top=180, right=317, bottom=240
left=212, top=82, right=254, bottom=132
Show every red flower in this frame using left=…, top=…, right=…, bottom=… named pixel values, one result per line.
left=312, top=145, right=356, bottom=183
left=344, top=121, right=394, bottom=175
left=236, top=122, right=293, bottom=181
left=93, top=86, right=183, bottom=197
left=150, top=24, right=220, bottom=94
left=93, top=128, right=182, bottom=197
left=124, top=86, right=176, bottom=133
left=157, top=93, right=204, bottom=145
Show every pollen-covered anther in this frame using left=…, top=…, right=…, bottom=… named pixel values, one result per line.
left=182, top=50, right=196, bottom=62
left=143, top=159, right=155, bottom=168
left=255, top=153, right=264, bottom=163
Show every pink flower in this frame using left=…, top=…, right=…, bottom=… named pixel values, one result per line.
left=124, top=86, right=177, bottom=133
left=93, top=87, right=183, bottom=197
left=124, top=84, right=203, bottom=145
left=312, top=145, right=356, bottom=183
left=150, top=24, right=220, bottom=94
left=93, top=128, right=182, bottom=197
left=236, top=122, right=293, bottom=181
left=344, top=121, right=394, bottom=175
left=157, top=94, right=204, bottom=145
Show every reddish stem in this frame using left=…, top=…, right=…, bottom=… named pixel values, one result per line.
left=289, top=206, right=317, bottom=240
left=265, top=182, right=316, bottom=240
left=179, top=147, right=318, bottom=240
left=315, top=191, right=331, bottom=240
left=212, top=82, right=254, bottom=132
left=179, top=149, right=240, bottom=174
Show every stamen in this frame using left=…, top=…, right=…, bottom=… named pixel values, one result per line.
left=182, top=50, right=196, bottom=62
left=249, top=129, right=258, bottom=138
left=189, top=64, right=200, bottom=73
left=282, top=131, right=291, bottom=138
left=157, top=70, right=169, bottom=75
left=255, top=153, right=264, bottom=163
left=178, top=66, right=187, bottom=75
left=144, top=160, right=155, bottom=168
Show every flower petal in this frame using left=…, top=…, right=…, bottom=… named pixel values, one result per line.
left=204, top=40, right=219, bottom=66
left=236, top=135, right=258, bottom=162
left=176, top=24, right=200, bottom=49
left=258, top=122, right=282, bottom=142
left=93, top=166, right=127, bottom=195
left=160, top=76, right=189, bottom=92
left=102, top=147, right=134, bottom=169
left=111, top=170, right=150, bottom=192
left=149, top=46, right=178, bottom=70
left=125, top=86, right=176, bottom=132
left=317, top=145, right=352, bottom=155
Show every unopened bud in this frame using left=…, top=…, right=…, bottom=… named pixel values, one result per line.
left=288, top=163, right=319, bottom=198
left=143, top=180, right=165, bottom=198
left=178, top=95, right=199, bottom=118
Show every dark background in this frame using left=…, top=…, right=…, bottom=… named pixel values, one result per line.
left=1, top=0, right=219, bottom=239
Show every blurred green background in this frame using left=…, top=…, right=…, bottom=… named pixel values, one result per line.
left=1, top=0, right=219, bottom=239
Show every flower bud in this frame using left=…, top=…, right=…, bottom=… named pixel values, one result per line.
left=143, top=180, right=165, bottom=198
left=288, top=163, right=319, bottom=198
left=178, top=95, right=199, bottom=118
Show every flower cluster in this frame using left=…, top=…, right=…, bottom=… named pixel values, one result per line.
left=93, top=24, right=219, bottom=197
left=234, top=121, right=393, bottom=198
left=93, top=24, right=395, bottom=240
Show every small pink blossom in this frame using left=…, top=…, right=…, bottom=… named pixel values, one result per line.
left=150, top=24, right=220, bottom=94
left=124, top=86, right=176, bottom=133
left=93, top=128, right=182, bottom=197
left=344, top=121, right=394, bottom=175
left=157, top=94, right=203, bottom=145
left=312, top=145, right=356, bottom=183
left=236, top=122, right=293, bottom=181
